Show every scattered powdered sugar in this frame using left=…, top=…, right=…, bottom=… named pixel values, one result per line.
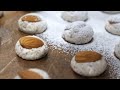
left=34, top=11, right=120, bottom=78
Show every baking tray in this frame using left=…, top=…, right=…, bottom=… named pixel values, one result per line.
left=1, top=11, right=120, bottom=79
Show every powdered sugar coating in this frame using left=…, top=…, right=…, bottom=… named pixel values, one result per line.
left=62, top=21, right=94, bottom=44
left=71, top=56, right=107, bottom=77
left=61, top=11, right=88, bottom=22
left=18, top=13, right=47, bottom=34
left=105, top=15, right=120, bottom=35
left=15, top=36, right=48, bottom=60
left=15, top=68, right=50, bottom=79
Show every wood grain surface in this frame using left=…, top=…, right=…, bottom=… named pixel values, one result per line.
left=0, top=11, right=111, bottom=79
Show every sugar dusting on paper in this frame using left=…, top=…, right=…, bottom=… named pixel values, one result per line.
left=35, top=11, right=120, bottom=79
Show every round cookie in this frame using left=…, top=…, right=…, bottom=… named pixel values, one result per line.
left=62, top=21, right=94, bottom=45
left=15, top=36, right=48, bottom=60
left=18, top=13, right=47, bottom=34
left=15, top=68, right=50, bottom=79
left=61, top=11, right=88, bottom=22
left=105, top=15, right=120, bottom=35
left=71, top=51, right=107, bottom=77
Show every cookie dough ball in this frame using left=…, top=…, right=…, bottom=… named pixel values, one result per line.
left=71, top=51, right=107, bottom=77
left=15, top=36, right=48, bottom=60
left=103, top=11, right=120, bottom=14
left=62, top=21, right=94, bottom=44
left=105, top=15, right=120, bottom=35
left=18, top=13, right=47, bottom=34
left=0, top=11, right=3, bottom=18
left=15, top=68, right=50, bottom=79
left=61, top=11, right=88, bottom=22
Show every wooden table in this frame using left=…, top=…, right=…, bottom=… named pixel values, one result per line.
left=0, top=11, right=111, bottom=79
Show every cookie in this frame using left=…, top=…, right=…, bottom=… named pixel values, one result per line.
left=62, top=21, right=94, bottom=44
left=61, top=11, right=88, bottom=22
left=71, top=51, right=107, bottom=77
left=18, top=13, right=47, bottom=34
left=15, top=36, right=48, bottom=60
